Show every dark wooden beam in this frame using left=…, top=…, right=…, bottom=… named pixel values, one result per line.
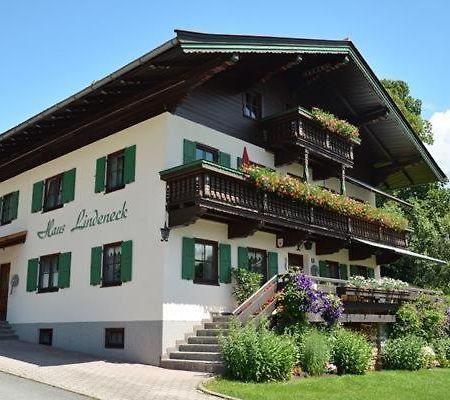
left=376, top=252, right=402, bottom=265
left=276, top=231, right=308, bottom=248
left=316, top=239, right=346, bottom=255
left=353, top=106, right=389, bottom=127
left=349, top=246, right=373, bottom=261
left=168, top=206, right=204, bottom=228
left=274, top=148, right=301, bottom=166
left=228, top=220, right=264, bottom=239
left=302, top=56, right=350, bottom=85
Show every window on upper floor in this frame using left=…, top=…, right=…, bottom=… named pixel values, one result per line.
left=1, top=191, right=19, bottom=225
left=106, top=150, right=125, bottom=193
left=43, top=174, right=63, bottom=212
left=95, top=145, right=136, bottom=194
left=38, top=254, right=59, bottom=293
left=243, top=92, right=262, bottom=120
left=194, top=239, right=218, bottom=285
left=195, top=143, right=219, bottom=163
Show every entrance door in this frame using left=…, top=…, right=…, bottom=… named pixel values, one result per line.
left=0, top=264, right=10, bottom=321
left=288, top=253, right=304, bottom=273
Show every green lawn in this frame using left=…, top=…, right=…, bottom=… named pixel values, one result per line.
left=205, top=369, right=450, bottom=400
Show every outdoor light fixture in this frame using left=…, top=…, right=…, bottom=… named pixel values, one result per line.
left=160, top=222, right=170, bottom=242
left=296, top=240, right=313, bottom=251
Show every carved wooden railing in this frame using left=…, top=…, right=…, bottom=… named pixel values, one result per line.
left=232, top=275, right=278, bottom=324
left=160, top=161, right=407, bottom=248
left=262, top=107, right=360, bottom=166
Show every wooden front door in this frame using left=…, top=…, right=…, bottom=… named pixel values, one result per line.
left=0, top=264, right=10, bottom=321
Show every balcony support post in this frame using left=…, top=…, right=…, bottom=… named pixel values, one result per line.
left=341, top=165, right=347, bottom=196
left=303, top=148, right=310, bottom=183
left=228, top=220, right=264, bottom=239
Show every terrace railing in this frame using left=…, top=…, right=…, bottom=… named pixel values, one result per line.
left=261, top=107, right=359, bottom=166
left=160, top=161, right=408, bottom=249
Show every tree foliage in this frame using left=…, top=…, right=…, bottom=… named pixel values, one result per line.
left=382, top=79, right=433, bottom=145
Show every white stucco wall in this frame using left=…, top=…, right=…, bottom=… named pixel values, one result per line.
left=0, top=113, right=170, bottom=324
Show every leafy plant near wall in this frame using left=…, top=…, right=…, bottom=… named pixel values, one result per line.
left=231, top=268, right=263, bottom=305
left=382, top=335, right=427, bottom=371
left=310, top=107, right=360, bottom=142
left=219, top=318, right=296, bottom=382
left=242, top=164, right=409, bottom=231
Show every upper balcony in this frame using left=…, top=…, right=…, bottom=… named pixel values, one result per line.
left=160, top=160, right=407, bottom=250
left=261, top=107, right=359, bottom=168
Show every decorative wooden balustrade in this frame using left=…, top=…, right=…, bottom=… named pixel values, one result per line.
left=160, top=161, right=407, bottom=249
left=262, top=107, right=360, bottom=167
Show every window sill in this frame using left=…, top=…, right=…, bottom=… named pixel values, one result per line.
left=105, top=345, right=124, bottom=349
left=193, top=279, right=220, bottom=286
left=42, top=204, right=64, bottom=213
left=37, top=287, right=59, bottom=294
left=0, top=220, right=12, bottom=226
left=101, top=282, right=122, bottom=288
left=105, top=185, right=126, bottom=194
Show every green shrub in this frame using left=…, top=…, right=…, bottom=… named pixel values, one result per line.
left=298, top=329, right=331, bottom=376
left=219, top=319, right=296, bottom=382
left=382, top=335, right=426, bottom=370
left=392, top=294, right=448, bottom=342
left=331, top=329, right=372, bottom=375
left=276, top=278, right=308, bottom=331
left=231, top=268, right=263, bottom=304
left=432, top=338, right=450, bottom=368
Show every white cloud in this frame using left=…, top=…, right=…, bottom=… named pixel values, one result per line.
left=427, top=110, right=450, bottom=181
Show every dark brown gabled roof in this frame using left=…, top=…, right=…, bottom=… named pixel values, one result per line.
left=0, top=30, right=445, bottom=188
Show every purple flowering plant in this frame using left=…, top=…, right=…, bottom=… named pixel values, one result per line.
left=295, top=273, right=343, bottom=326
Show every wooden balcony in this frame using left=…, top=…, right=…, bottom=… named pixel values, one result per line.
left=160, top=161, right=407, bottom=249
left=261, top=107, right=359, bottom=167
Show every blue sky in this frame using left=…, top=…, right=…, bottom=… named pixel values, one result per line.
left=1, top=1, right=449, bottom=174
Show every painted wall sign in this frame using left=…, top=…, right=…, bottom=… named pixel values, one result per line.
left=36, top=201, right=128, bottom=239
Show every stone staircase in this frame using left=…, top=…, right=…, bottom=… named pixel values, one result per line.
left=0, top=321, right=18, bottom=340
left=160, top=313, right=230, bottom=373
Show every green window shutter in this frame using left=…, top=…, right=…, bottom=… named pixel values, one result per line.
left=339, top=264, right=348, bottom=280
left=90, top=246, right=102, bottom=286
left=124, top=145, right=136, bottom=184
left=219, top=243, right=232, bottom=284
left=237, top=157, right=243, bottom=170
left=58, top=252, right=72, bottom=289
left=367, top=267, right=375, bottom=279
left=95, top=157, right=106, bottom=193
left=62, top=168, right=76, bottom=203
left=26, top=258, right=39, bottom=292
left=181, top=237, right=195, bottom=280
left=183, top=139, right=196, bottom=164
left=218, top=152, right=231, bottom=168
left=350, top=265, right=359, bottom=277
left=319, top=260, right=329, bottom=278
left=267, top=251, right=279, bottom=279
left=0, top=197, right=3, bottom=221
left=31, top=181, right=44, bottom=213
left=121, top=240, right=133, bottom=283
left=237, top=247, right=249, bottom=269
left=9, top=191, right=19, bottom=221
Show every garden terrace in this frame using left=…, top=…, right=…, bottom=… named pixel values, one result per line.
left=261, top=107, right=359, bottom=169
left=160, top=160, right=407, bottom=249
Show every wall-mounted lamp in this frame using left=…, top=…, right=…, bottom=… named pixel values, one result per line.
left=296, top=240, right=313, bottom=251
left=160, top=222, right=170, bottom=242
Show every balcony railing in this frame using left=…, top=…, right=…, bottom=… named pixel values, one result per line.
left=160, top=161, right=407, bottom=249
left=261, top=107, right=359, bottom=166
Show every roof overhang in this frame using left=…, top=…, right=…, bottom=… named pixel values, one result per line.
left=0, top=30, right=446, bottom=187
left=354, top=238, right=447, bottom=265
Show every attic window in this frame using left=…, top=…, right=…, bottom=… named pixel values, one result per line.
left=243, top=92, right=262, bottom=120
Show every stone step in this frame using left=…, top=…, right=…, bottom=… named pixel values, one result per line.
left=0, top=334, right=18, bottom=340
left=179, top=343, right=221, bottom=353
left=196, top=329, right=228, bottom=337
left=170, top=351, right=222, bottom=362
left=0, top=327, right=14, bottom=333
left=188, top=336, right=219, bottom=345
left=160, top=358, right=224, bottom=374
left=212, top=315, right=233, bottom=323
left=203, top=322, right=230, bottom=329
